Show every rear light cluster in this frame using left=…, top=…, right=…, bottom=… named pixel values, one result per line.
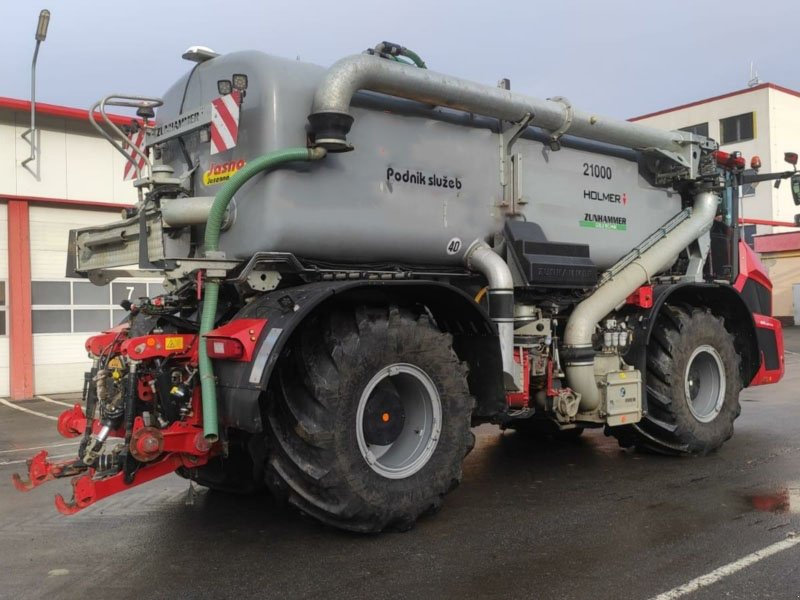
left=713, top=150, right=746, bottom=170
left=203, top=318, right=268, bottom=361
left=207, top=338, right=245, bottom=359
left=712, top=150, right=765, bottom=172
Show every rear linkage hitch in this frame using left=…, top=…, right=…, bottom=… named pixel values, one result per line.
left=11, top=329, right=216, bottom=515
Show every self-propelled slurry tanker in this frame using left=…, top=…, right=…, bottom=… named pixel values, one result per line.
left=13, top=43, right=788, bottom=532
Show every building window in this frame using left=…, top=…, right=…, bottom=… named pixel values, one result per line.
left=720, top=113, right=755, bottom=144
left=742, top=224, right=757, bottom=249
left=680, top=122, right=709, bottom=137
left=31, top=280, right=164, bottom=335
left=0, top=281, right=6, bottom=336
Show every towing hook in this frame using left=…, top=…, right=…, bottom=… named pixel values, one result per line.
left=12, top=450, right=54, bottom=491
left=11, top=450, right=88, bottom=493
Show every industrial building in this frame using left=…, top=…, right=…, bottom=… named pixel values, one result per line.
left=631, top=82, right=800, bottom=236
left=0, top=98, right=155, bottom=399
left=631, top=82, right=800, bottom=322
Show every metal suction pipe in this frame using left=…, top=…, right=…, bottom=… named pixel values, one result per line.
left=308, top=53, right=690, bottom=155
left=563, top=190, right=719, bottom=411
left=464, top=240, right=518, bottom=391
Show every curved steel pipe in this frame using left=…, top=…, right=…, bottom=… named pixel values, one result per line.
left=464, top=240, right=518, bottom=390
left=563, top=190, right=719, bottom=411
left=309, top=54, right=691, bottom=156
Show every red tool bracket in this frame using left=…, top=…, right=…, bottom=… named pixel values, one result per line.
left=626, top=285, right=654, bottom=309
left=505, top=348, right=531, bottom=408
left=12, top=450, right=86, bottom=492
left=54, top=452, right=209, bottom=515
left=56, top=404, right=123, bottom=440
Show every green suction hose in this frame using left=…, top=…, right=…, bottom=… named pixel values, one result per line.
left=399, top=48, right=426, bottom=69
left=199, top=146, right=327, bottom=442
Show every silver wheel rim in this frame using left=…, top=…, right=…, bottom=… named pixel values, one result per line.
left=684, top=345, right=726, bottom=423
left=356, top=363, right=442, bottom=480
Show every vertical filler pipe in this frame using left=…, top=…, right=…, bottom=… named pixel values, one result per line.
left=199, top=146, right=327, bottom=442
left=464, top=240, right=519, bottom=391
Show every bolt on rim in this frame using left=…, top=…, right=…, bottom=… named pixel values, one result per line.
left=356, top=363, right=442, bottom=479
left=684, top=345, right=726, bottom=423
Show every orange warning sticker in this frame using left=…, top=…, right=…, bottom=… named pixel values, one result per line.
left=165, top=337, right=184, bottom=351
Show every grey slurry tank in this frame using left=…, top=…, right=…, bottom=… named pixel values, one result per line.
left=25, top=43, right=783, bottom=534
left=157, top=51, right=678, bottom=269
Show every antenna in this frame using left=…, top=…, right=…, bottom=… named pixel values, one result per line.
left=747, top=61, right=762, bottom=88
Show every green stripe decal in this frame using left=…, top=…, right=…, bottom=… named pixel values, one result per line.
left=579, top=220, right=627, bottom=231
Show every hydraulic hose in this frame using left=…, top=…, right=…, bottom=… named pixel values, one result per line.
left=199, top=146, right=327, bottom=442
left=399, top=48, right=426, bottom=69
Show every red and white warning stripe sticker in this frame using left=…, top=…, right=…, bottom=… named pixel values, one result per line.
left=210, top=90, right=241, bottom=155
left=123, top=128, right=148, bottom=181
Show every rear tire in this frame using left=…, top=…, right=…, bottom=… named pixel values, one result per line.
left=264, top=305, right=475, bottom=532
left=610, top=305, right=741, bottom=455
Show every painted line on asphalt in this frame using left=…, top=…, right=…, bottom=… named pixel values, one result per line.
left=36, top=395, right=75, bottom=408
left=0, top=398, right=58, bottom=421
left=649, top=534, right=800, bottom=600
left=0, top=452, right=76, bottom=466
left=0, top=441, right=81, bottom=455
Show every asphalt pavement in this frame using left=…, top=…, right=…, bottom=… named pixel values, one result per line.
left=1, top=332, right=800, bottom=599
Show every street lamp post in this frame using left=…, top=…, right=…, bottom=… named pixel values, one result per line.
left=21, top=9, right=51, bottom=167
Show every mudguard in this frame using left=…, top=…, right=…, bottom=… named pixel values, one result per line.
left=213, top=280, right=503, bottom=433
left=623, top=278, right=783, bottom=417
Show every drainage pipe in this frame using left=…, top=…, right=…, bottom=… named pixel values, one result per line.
left=199, top=146, right=327, bottom=442
left=464, top=240, right=518, bottom=391
left=563, top=190, right=719, bottom=411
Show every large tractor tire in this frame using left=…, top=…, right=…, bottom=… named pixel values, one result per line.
left=610, top=305, right=741, bottom=455
left=264, top=305, right=475, bottom=533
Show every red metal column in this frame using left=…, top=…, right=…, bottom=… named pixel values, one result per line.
left=7, top=200, right=34, bottom=400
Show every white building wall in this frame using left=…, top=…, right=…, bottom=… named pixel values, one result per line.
left=0, top=115, right=17, bottom=195
left=766, top=88, right=800, bottom=228
left=0, top=104, right=143, bottom=396
left=633, top=87, right=775, bottom=227
left=0, top=108, right=139, bottom=205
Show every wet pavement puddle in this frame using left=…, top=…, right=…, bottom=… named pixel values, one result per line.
left=746, top=486, right=800, bottom=514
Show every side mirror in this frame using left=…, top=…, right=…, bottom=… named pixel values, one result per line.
left=785, top=152, right=798, bottom=168
left=792, top=173, right=800, bottom=205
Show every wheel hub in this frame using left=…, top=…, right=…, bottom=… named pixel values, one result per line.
left=356, top=363, right=442, bottom=480
left=362, top=383, right=406, bottom=446
left=684, top=345, right=726, bottom=423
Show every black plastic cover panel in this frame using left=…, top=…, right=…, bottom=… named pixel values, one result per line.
left=504, top=221, right=597, bottom=288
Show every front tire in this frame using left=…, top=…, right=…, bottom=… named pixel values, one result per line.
left=610, top=305, right=741, bottom=455
left=265, top=305, right=474, bottom=532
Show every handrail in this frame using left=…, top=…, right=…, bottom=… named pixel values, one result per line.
left=88, top=94, right=163, bottom=183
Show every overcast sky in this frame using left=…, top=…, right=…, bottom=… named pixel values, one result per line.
left=1, top=0, right=797, bottom=120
